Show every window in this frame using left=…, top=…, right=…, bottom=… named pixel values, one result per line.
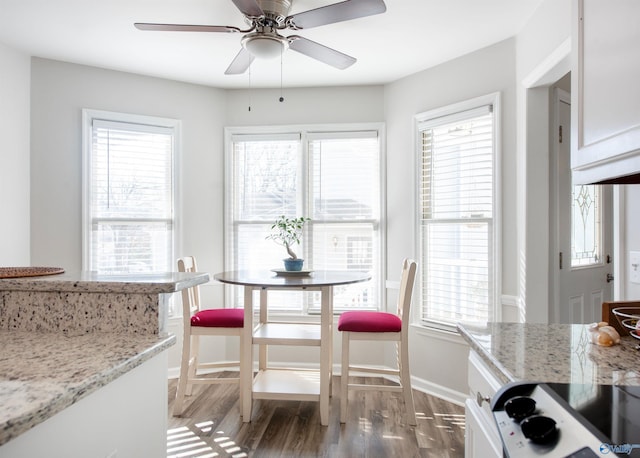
left=571, top=184, right=601, bottom=267
left=416, top=94, right=499, bottom=329
left=225, top=125, right=383, bottom=314
left=82, top=110, right=179, bottom=274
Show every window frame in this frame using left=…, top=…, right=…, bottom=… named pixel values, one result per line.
left=81, top=109, right=181, bottom=274
left=414, top=93, right=502, bottom=331
left=224, top=123, right=387, bottom=315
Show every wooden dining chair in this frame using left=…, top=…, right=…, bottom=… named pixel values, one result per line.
left=338, top=258, right=418, bottom=425
left=173, top=256, right=244, bottom=416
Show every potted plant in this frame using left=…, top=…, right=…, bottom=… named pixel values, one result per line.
left=266, top=215, right=310, bottom=271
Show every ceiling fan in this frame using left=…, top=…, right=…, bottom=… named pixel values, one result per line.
left=135, top=0, right=387, bottom=75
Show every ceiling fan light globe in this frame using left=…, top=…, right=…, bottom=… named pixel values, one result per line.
left=243, top=35, right=288, bottom=59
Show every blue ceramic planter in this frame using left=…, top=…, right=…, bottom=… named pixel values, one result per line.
left=283, top=258, right=304, bottom=271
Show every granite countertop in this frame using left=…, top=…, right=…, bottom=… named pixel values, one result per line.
left=0, top=331, right=175, bottom=446
left=457, top=322, right=640, bottom=386
left=0, top=270, right=210, bottom=293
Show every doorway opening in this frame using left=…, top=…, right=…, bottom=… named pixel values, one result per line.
left=549, top=73, right=613, bottom=324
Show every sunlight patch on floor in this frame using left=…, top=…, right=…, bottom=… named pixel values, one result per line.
left=434, top=412, right=466, bottom=431
left=358, top=417, right=373, bottom=432
left=167, top=423, right=248, bottom=458
left=416, top=411, right=434, bottom=420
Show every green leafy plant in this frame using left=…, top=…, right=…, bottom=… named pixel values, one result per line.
left=266, top=215, right=310, bottom=260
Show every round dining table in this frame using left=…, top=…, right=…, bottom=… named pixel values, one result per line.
left=214, top=269, right=371, bottom=426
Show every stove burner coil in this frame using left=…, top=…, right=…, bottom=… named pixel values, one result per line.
left=504, top=395, right=537, bottom=422
left=520, top=415, right=558, bottom=445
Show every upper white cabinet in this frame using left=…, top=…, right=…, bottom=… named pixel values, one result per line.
left=571, top=0, right=640, bottom=184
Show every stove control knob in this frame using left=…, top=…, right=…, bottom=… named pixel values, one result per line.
left=504, top=396, right=536, bottom=422
left=520, top=415, right=558, bottom=445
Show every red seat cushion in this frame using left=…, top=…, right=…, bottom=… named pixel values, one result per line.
left=191, top=308, right=244, bottom=328
left=337, top=311, right=402, bottom=333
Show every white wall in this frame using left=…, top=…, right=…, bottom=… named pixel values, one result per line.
left=515, top=0, right=571, bottom=322
left=0, top=43, right=30, bottom=265
left=30, top=58, right=227, bottom=272
left=225, top=86, right=384, bottom=126
left=516, top=0, right=572, bottom=79
left=384, top=38, right=517, bottom=399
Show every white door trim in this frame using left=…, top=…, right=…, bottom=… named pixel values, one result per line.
left=613, top=186, right=624, bottom=300
left=518, top=41, right=571, bottom=323
left=550, top=88, right=571, bottom=323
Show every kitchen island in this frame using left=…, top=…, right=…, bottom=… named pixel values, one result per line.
left=458, top=322, right=640, bottom=386
left=0, top=270, right=209, bottom=457
left=457, top=322, right=640, bottom=457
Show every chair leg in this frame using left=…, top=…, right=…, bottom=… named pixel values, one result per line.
left=237, top=333, right=243, bottom=416
left=340, top=332, right=350, bottom=423
left=185, top=334, right=199, bottom=396
left=399, top=340, right=416, bottom=425
left=173, top=331, right=192, bottom=416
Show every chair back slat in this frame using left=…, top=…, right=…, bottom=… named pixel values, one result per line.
left=396, top=259, right=417, bottom=326
left=178, top=256, right=201, bottom=316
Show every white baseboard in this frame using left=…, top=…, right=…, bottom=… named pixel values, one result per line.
left=168, top=362, right=467, bottom=407
left=168, top=363, right=241, bottom=380
left=410, top=374, right=467, bottom=407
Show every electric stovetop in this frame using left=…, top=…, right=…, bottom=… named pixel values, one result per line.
left=492, top=381, right=640, bottom=457
left=546, top=383, right=640, bottom=456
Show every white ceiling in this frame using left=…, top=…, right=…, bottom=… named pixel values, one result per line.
left=0, top=0, right=544, bottom=89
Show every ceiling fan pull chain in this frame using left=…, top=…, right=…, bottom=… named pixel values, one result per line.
left=279, top=50, right=285, bottom=103
left=248, top=65, right=252, bottom=111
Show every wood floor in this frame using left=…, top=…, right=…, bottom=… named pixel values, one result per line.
left=167, top=372, right=465, bottom=458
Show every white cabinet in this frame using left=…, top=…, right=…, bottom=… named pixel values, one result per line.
left=571, top=0, right=640, bottom=184
left=0, top=353, right=168, bottom=458
left=464, top=351, right=503, bottom=458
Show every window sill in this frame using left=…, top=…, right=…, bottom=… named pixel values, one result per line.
left=410, top=323, right=468, bottom=345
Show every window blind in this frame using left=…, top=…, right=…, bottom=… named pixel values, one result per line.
left=87, top=118, right=175, bottom=274
left=308, top=134, right=379, bottom=311
left=226, top=127, right=382, bottom=314
left=418, top=104, right=495, bottom=328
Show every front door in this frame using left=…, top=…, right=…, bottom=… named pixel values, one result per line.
left=554, top=88, right=613, bottom=324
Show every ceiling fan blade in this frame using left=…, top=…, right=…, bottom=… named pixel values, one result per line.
left=225, top=48, right=255, bottom=74
left=231, top=0, right=264, bottom=18
left=135, top=23, right=242, bottom=33
left=288, top=36, right=356, bottom=70
left=287, top=0, right=386, bottom=30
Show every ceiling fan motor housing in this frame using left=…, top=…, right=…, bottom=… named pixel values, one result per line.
left=255, top=0, right=292, bottom=25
